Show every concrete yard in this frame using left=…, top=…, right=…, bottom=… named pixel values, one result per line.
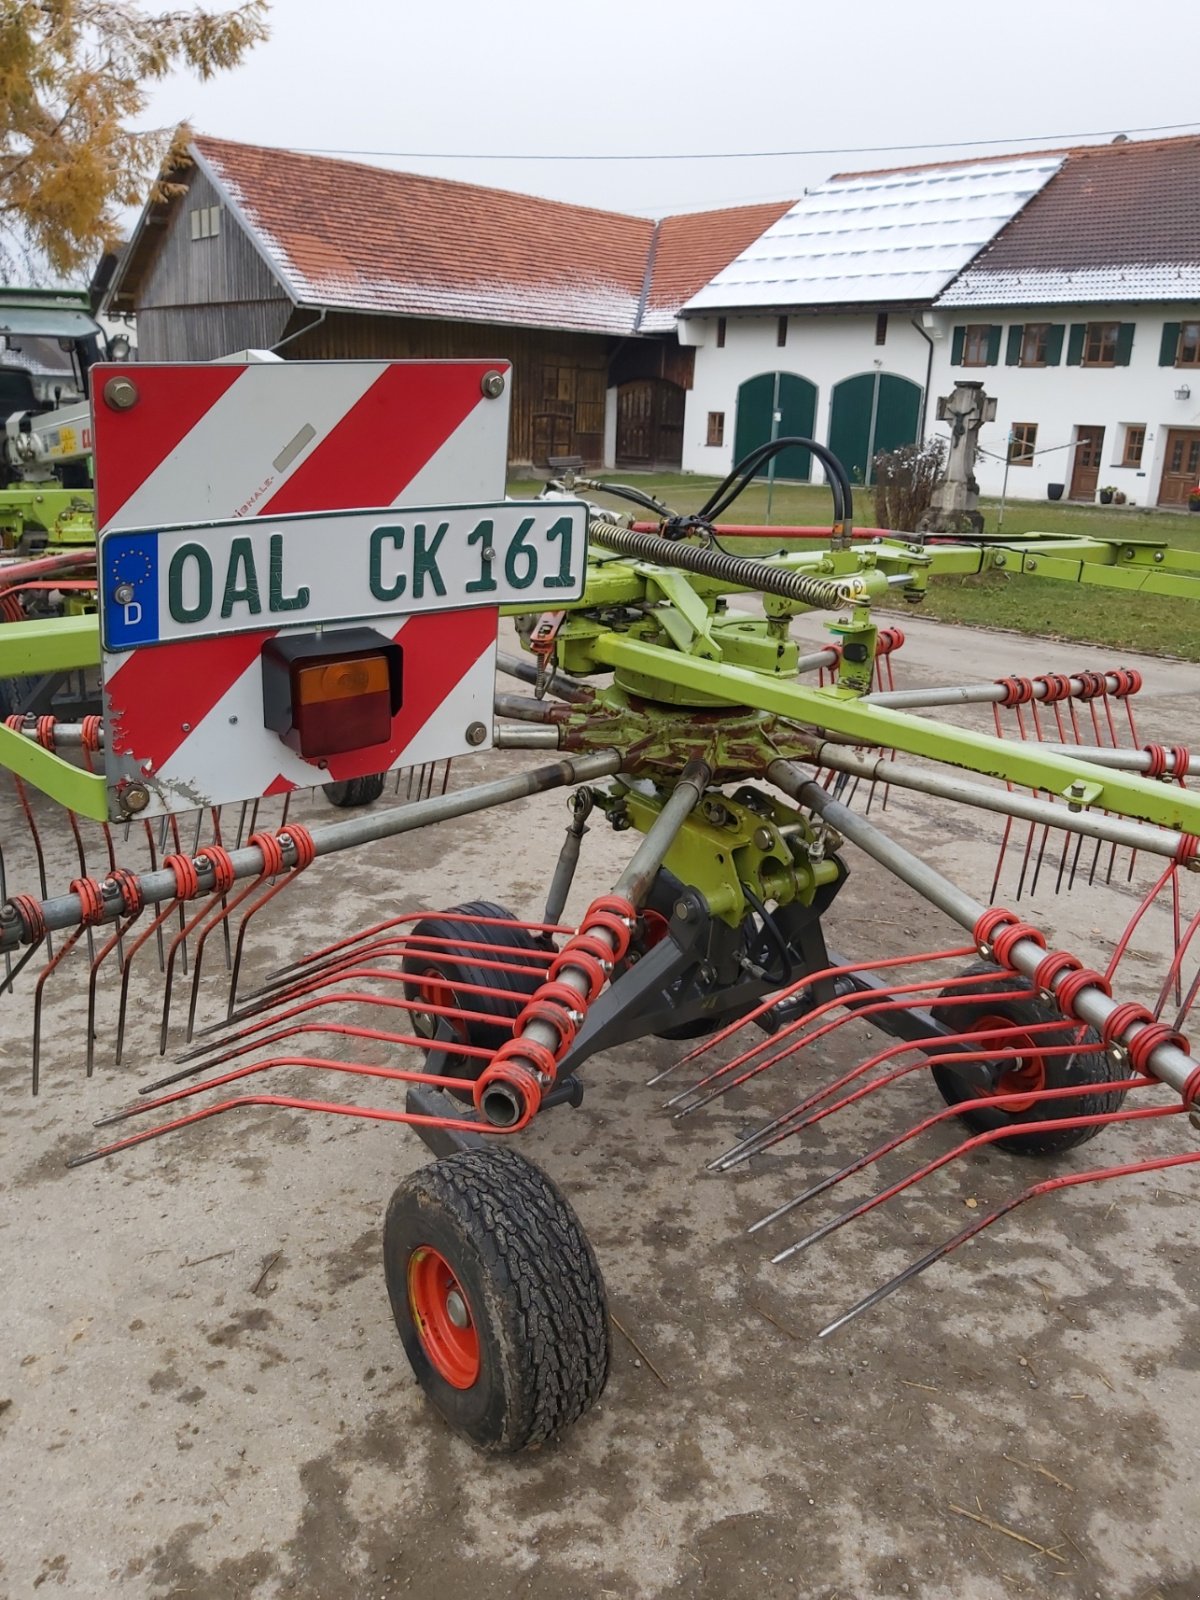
left=1, top=615, right=1198, bottom=1600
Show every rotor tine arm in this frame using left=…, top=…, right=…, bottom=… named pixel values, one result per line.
left=772, top=1101, right=1186, bottom=1267
left=818, top=1147, right=1200, bottom=1339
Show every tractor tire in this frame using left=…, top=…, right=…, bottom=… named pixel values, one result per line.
left=322, top=772, right=387, bottom=808
left=384, top=1147, right=610, bottom=1452
left=401, top=901, right=545, bottom=1089
left=930, top=962, right=1124, bottom=1156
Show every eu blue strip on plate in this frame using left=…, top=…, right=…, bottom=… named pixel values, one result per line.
left=102, top=532, right=161, bottom=649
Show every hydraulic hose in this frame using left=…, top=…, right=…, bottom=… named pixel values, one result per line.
left=587, top=520, right=864, bottom=609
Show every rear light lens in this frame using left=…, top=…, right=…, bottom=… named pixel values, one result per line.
left=262, top=628, right=403, bottom=759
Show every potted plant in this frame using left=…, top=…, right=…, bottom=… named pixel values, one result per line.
left=1113, top=489, right=1127, bottom=505
left=1098, top=485, right=1116, bottom=505
left=1189, top=485, right=1200, bottom=513
left=1047, top=483, right=1065, bottom=501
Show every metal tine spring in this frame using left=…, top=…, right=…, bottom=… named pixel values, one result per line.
left=711, top=1011, right=1087, bottom=1173
left=748, top=1068, right=1152, bottom=1241
left=771, top=1097, right=1187, bottom=1270
left=668, top=968, right=1025, bottom=1117
left=816, top=1146, right=1200, bottom=1340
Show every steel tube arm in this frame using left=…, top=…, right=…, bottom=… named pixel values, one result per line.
left=771, top=761, right=1200, bottom=1099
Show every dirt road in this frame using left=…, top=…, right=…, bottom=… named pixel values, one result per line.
left=2, top=616, right=1198, bottom=1599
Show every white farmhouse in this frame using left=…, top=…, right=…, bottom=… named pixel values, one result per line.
left=678, top=134, right=1200, bottom=509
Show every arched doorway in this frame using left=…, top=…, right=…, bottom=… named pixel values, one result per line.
left=828, top=372, right=923, bottom=486
left=733, top=372, right=817, bottom=480
left=615, top=379, right=685, bottom=469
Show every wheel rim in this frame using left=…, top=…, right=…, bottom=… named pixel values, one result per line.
left=407, top=1246, right=481, bottom=1388
left=410, top=967, right=466, bottom=1043
left=972, top=1014, right=1047, bottom=1114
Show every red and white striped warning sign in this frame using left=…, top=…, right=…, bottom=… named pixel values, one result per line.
left=94, top=359, right=513, bottom=818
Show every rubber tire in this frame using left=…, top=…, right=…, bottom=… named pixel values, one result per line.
left=322, top=773, right=387, bottom=808
left=930, top=962, right=1125, bottom=1156
left=384, top=1147, right=610, bottom=1452
left=401, top=901, right=545, bottom=1086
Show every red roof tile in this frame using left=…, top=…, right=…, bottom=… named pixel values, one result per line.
left=640, top=201, right=797, bottom=331
left=155, top=138, right=799, bottom=338
left=194, top=136, right=656, bottom=336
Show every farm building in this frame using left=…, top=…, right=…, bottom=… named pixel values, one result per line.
left=681, top=134, right=1200, bottom=507
left=102, top=137, right=791, bottom=472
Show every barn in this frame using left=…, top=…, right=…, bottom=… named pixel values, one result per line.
left=104, top=138, right=790, bottom=472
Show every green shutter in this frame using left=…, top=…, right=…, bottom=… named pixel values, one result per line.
left=1114, top=323, right=1135, bottom=366
left=951, top=326, right=965, bottom=365
left=1066, top=324, right=1086, bottom=365
left=985, top=325, right=1002, bottom=366
left=1005, top=326, right=1023, bottom=366
left=1045, top=324, right=1065, bottom=366
left=1159, top=322, right=1181, bottom=366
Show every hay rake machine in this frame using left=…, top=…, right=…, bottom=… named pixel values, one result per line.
left=4, top=359, right=1200, bottom=1453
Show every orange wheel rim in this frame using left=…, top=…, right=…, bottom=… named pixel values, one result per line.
left=411, top=968, right=466, bottom=1043
left=973, top=1015, right=1047, bottom=1114
left=407, top=1246, right=480, bottom=1388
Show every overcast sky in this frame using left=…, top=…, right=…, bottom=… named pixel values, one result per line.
left=137, top=0, right=1199, bottom=219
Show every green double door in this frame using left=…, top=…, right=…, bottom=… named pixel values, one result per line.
left=733, top=372, right=817, bottom=481
left=828, top=372, right=923, bottom=486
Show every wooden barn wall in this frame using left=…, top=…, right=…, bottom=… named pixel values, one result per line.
left=283, top=311, right=618, bottom=465
left=609, top=338, right=694, bottom=391
left=133, top=166, right=292, bottom=360
left=135, top=302, right=293, bottom=362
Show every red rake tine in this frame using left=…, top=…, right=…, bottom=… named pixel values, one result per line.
left=183, top=861, right=282, bottom=1043
left=714, top=1017, right=1089, bottom=1172
left=150, top=989, right=523, bottom=1085
left=251, top=910, right=569, bottom=994
left=817, top=1147, right=1200, bottom=1339
left=654, top=943, right=979, bottom=1084
left=204, top=949, right=556, bottom=1041
left=748, top=1073, right=1153, bottom=1234
left=174, top=978, right=536, bottom=1068
left=242, top=929, right=557, bottom=1003
left=669, top=969, right=1029, bottom=1115
left=98, top=1046, right=502, bottom=1129
left=139, top=1016, right=503, bottom=1092
left=771, top=1101, right=1188, bottom=1266
left=68, top=1084, right=531, bottom=1169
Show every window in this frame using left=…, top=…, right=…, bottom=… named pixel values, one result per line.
left=1020, top=324, right=1050, bottom=366
left=776, top=316, right=788, bottom=347
left=1008, top=423, right=1037, bottom=466
left=961, top=325, right=994, bottom=366
left=1178, top=322, right=1200, bottom=367
left=189, top=205, right=221, bottom=241
left=875, top=312, right=888, bottom=346
left=1082, top=322, right=1120, bottom=365
left=716, top=317, right=726, bottom=348
left=706, top=411, right=725, bottom=448
left=1069, top=321, right=1134, bottom=367
left=1122, top=425, right=1146, bottom=468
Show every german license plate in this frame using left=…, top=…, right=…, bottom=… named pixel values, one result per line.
left=99, top=500, right=589, bottom=651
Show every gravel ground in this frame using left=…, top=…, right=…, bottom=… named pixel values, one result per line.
left=1, top=614, right=1198, bottom=1600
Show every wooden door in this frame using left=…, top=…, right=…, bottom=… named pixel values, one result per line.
left=615, top=379, right=685, bottom=468
left=1158, top=429, right=1200, bottom=506
left=1069, top=426, right=1105, bottom=500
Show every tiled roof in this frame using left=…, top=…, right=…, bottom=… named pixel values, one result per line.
left=937, top=136, right=1200, bottom=306
left=194, top=137, right=653, bottom=336
left=639, top=201, right=796, bottom=332
left=681, top=158, right=1062, bottom=313
left=180, top=138, right=793, bottom=338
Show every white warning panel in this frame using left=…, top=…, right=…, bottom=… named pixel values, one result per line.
left=90, top=359, right=534, bottom=819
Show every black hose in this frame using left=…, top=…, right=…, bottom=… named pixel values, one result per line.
left=698, top=437, right=855, bottom=534
left=742, top=883, right=792, bottom=987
